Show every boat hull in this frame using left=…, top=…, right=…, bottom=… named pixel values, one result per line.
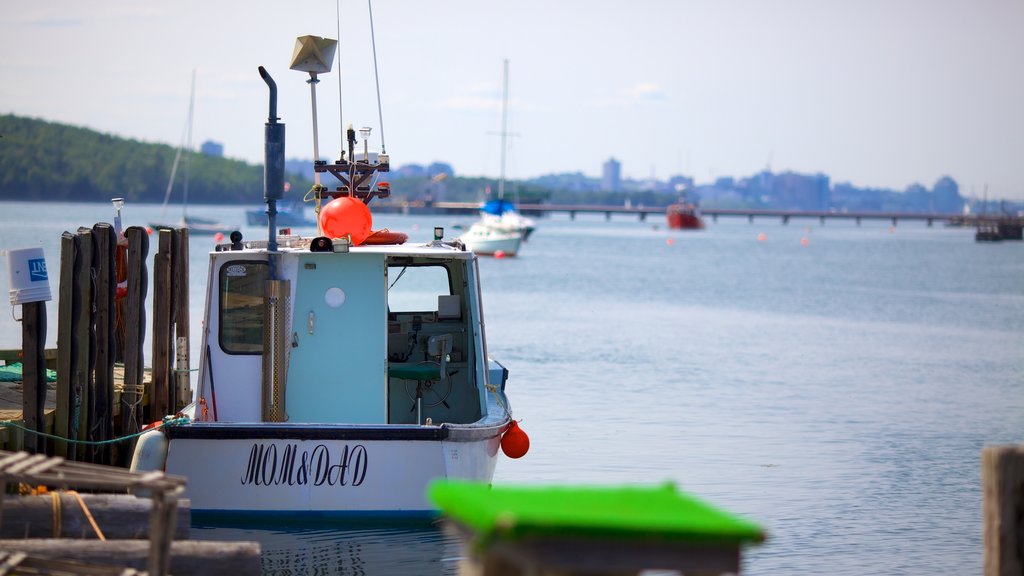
left=163, top=423, right=504, bottom=518
left=666, top=207, right=705, bottom=230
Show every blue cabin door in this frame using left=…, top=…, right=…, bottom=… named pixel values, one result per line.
left=285, top=253, right=387, bottom=423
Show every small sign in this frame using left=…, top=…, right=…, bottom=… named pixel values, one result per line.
left=28, top=258, right=47, bottom=282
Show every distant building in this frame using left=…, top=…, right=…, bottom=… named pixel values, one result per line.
left=602, top=157, right=621, bottom=191
left=932, top=176, right=963, bottom=213
left=200, top=140, right=224, bottom=157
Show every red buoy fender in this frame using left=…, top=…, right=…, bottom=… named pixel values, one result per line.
left=501, top=420, right=530, bottom=458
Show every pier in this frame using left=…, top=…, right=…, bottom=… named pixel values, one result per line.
left=383, top=201, right=972, bottom=226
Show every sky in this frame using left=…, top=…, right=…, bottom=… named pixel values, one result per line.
left=2, top=0, right=1023, bottom=200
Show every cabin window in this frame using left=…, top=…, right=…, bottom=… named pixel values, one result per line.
left=219, top=261, right=268, bottom=354
left=387, top=264, right=452, bottom=313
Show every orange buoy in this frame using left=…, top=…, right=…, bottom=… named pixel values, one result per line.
left=214, top=232, right=225, bottom=242
left=501, top=420, right=529, bottom=458
left=666, top=237, right=675, bottom=246
left=757, top=232, right=767, bottom=242
left=320, top=197, right=373, bottom=245
left=800, top=237, right=809, bottom=247
left=494, top=250, right=506, bottom=259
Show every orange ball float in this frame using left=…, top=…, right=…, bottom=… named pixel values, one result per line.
left=501, top=420, right=530, bottom=458
left=319, top=197, right=373, bottom=245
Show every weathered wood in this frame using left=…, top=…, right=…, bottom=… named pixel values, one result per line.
left=0, top=540, right=261, bottom=576
left=150, top=230, right=172, bottom=421
left=20, top=302, right=47, bottom=454
left=55, top=233, right=76, bottom=457
left=71, top=229, right=93, bottom=462
left=0, top=494, right=189, bottom=540
left=172, top=229, right=191, bottom=411
left=983, top=445, right=1024, bottom=576
left=92, top=224, right=117, bottom=464
left=121, top=228, right=148, bottom=450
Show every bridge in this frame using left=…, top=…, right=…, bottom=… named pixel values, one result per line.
left=406, top=201, right=969, bottom=227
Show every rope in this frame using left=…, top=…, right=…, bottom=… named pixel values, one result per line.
left=50, top=491, right=60, bottom=538
left=0, top=416, right=189, bottom=446
left=69, top=491, right=106, bottom=541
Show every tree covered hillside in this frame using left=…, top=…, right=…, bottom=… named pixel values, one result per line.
left=0, top=114, right=302, bottom=204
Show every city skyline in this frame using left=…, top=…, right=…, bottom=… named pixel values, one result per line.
left=2, top=1, right=1023, bottom=199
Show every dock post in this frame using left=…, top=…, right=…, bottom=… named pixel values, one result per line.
left=92, top=223, right=117, bottom=464
left=72, top=228, right=94, bottom=461
left=151, top=229, right=173, bottom=421
left=983, top=445, right=1024, bottom=576
left=20, top=302, right=47, bottom=454
left=172, top=228, right=191, bottom=411
left=55, top=233, right=76, bottom=457
left=120, top=227, right=149, bottom=463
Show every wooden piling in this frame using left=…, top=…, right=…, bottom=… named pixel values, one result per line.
left=19, top=302, right=46, bottom=454
left=172, top=228, right=190, bottom=412
left=121, top=227, right=148, bottom=453
left=55, top=233, right=76, bottom=457
left=150, top=230, right=172, bottom=421
left=71, top=228, right=93, bottom=461
left=92, top=223, right=117, bottom=465
left=983, top=445, right=1024, bottom=576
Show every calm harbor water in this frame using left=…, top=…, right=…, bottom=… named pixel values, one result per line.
left=1, top=200, right=1021, bottom=575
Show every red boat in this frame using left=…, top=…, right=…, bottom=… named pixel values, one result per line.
left=666, top=203, right=705, bottom=230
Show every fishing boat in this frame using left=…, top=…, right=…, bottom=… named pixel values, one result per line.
left=131, top=35, right=521, bottom=518
left=665, top=200, right=705, bottom=230
left=459, top=60, right=532, bottom=256
left=150, top=70, right=236, bottom=236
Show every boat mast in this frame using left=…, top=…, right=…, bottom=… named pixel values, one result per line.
left=498, top=59, right=509, bottom=201
left=182, top=68, right=196, bottom=222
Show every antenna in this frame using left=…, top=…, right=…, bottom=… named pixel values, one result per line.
left=336, top=0, right=344, bottom=157
left=367, top=0, right=387, bottom=154
left=290, top=35, right=338, bottom=236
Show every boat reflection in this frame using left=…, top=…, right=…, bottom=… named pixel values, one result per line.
left=191, top=519, right=462, bottom=575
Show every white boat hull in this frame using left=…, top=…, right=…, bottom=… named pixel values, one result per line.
left=164, top=423, right=503, bottom=518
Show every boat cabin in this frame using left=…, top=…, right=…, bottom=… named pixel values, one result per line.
left=198, top=238, right=493, bottom=428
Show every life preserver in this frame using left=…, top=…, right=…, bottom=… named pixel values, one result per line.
left=362, top=229, right=408, bottom=245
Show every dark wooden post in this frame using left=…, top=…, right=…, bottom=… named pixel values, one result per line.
left=91, top=224, right=117, bottom=464
left=172, top=229, right=191, bottom=411
left=20, top=301, right=47, bottom=454
left=983, top=445, right=1024, bottom=576
left=55, top=232, right=76, bottom=457
left=150, top=229, right=173, bottom=421
left=120, top=227, right=148, bottom=463
left=71, top=229, right=93, bottom=461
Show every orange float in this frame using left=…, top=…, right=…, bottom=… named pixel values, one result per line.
left=500, top=420, right=530, bottom=458
left=319, top=197, right=373, bottom=245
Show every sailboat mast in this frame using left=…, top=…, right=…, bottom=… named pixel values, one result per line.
left=498, top=59, right=508, bottom=201
left=182, top=69, right=196, bottom=220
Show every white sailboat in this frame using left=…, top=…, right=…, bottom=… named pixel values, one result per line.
left=460, top=60, right=530, bottom=257
left=150, top=70, right=235, bottom=236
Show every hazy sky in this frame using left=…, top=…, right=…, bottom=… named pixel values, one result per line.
left=3, top=1, right=1022, bottom=199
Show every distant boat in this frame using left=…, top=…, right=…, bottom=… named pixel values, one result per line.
left=150, top=70, right=236, bottom=236
left=460, top=60, right=533, bottom=254
left=666, top=201, right=705, bottom=230
left=459, top=218, right=523, bottom=256
left=481, top=199, right=536, bottom=241
left=245, top=199, right=316, bottom=227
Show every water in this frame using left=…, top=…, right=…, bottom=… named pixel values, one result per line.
left=1, top=201, right=1022, bottom=575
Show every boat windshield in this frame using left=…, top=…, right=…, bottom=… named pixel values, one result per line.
left=387, top=264, right=452, bottom=313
